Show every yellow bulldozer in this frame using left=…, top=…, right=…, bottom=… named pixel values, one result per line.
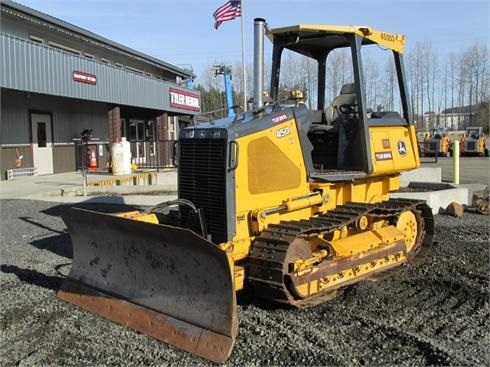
left=57, top=19, right=434, bottom=363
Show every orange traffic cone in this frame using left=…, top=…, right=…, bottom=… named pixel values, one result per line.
left=88, top=150, right=97, bottom=172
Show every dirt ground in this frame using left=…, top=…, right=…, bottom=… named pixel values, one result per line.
left=0, top=199, right=489, bottom=366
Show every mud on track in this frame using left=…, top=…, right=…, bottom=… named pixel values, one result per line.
left=0, top=199, right=489, bottom=366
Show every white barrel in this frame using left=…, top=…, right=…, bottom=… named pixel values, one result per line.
left=111, top=138, right=131, bottom=175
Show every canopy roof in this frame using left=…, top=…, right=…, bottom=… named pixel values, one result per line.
left=267, top=24, right=405, bottom=58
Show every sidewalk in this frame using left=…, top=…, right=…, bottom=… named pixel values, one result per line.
left=0, top=169, right=178, bottom=205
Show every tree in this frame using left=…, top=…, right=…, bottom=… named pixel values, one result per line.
left=408, top=44, right=424, bottom=128
left=383, top=57, right=397, bottom=111
left=362, top=52, right=380, bottom=111
left=325, top=49, right=352, bottom=103
left=423, top=42, right=438, bottom=122
left=476, top=101, right=489, bottom=132
left=467, top=42, right=489, bottom=126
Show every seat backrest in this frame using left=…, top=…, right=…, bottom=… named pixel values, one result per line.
left=325, top=83, right=357, bottom=124
left=307, top=109, right=326, bottom=124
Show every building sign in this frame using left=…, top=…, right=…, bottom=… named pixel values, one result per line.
left=73, top=71, right=97, bottom=85
left=169, top=88, right=200, bottom=112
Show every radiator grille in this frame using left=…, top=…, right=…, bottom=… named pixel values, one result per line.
left=178, top=138, right=228, bottom=244
left=466, top=141, right=476, bottom=151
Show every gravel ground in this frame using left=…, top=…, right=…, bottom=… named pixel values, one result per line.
left=0, top=199, right=489, bottom=366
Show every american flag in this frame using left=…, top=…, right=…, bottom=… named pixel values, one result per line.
left=213, top=0, right=241, bottom=29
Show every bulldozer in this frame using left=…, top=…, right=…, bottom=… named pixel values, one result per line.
left=57, top=19, right=434, bottom=363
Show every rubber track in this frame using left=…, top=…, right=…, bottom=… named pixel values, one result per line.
left=247, top=198, right=434, bottom=307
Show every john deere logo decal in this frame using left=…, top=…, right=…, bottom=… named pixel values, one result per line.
left=397, top=140, right=407, bottom=156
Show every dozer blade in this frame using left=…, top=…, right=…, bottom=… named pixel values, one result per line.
left=57, top=207, right=237, bottom=363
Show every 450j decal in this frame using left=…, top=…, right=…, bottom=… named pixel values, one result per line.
left=276, top=126, right=292, bottom=138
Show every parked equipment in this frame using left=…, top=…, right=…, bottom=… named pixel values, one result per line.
left=421, top=128, right=452, bottom=157
left=461, top=126, right=488, bottom=156
left=58, top=19, right=434, bottom=363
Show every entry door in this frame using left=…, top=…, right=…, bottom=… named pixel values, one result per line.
left=31, top=113, right=54, bottom=175
left=129, top=119, right=146, bottom=164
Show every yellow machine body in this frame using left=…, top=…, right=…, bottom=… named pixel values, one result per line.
left=58, top=20, right=434, bottom=363
left=227, top=118, right=417, bottom=267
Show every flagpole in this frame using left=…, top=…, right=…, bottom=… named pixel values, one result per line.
left=240, top=0, right=247, bottom=111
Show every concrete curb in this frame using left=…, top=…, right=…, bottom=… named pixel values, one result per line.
left=390, top=182, right=469, bottom=215
left=400, top=167, right=442, bottom=187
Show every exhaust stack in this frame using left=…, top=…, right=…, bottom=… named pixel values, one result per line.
left=253, top=18, right=266, bottom=109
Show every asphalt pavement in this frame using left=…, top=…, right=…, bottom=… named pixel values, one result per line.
left=420, top=156, right=490, bottom=185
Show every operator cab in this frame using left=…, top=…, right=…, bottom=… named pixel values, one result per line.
left=267, top=24, right=413, bottom=181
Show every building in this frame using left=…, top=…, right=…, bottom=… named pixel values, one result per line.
left=439, top=105, right=478, bottom=131
left=0, top=0, right=201, bottom=180
left=422, top=111, right=437, bottom=131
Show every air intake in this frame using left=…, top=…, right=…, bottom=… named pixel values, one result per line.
left=178, top=137, right=228, bottom=244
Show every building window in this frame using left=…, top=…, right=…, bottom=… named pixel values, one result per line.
left=84, top=53, right=94, bottom=59
left=146, top=120, right=155, bottom=141
left=125, top=65, right=144, bottom=75
left=48, top=41, right=81, bottom=55
left=37, top=122, right=47, bottom=147
left=30, top=35, right=44, bottom=44
left=128, top=120, right=145, bottom=141
left=146, top=121, right=156, bottom=155
left=101, top=58, right=109, bottom=64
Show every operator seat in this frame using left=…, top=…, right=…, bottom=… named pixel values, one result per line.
left=324, top=83, right=357, bottom=127
left=307, top=83, right=358, bottom=170
left=325, top=83, right=358, bottom=168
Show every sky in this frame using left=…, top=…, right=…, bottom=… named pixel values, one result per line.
left=9, top=0, right=490, bottom=83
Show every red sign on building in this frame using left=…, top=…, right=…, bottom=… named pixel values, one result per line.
left=73, top=71, right=97, bottom=85
left=169, top=88, right=200, bottom=111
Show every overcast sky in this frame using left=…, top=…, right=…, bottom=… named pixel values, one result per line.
left=11, top=0, right=490, bottom=80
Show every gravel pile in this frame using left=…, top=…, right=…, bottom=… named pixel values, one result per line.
left=1, top=199, right=489, bottom=366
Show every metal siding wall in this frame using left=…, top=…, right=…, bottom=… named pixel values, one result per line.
left=1, top=89, right=108, bottom=144
left=1, top=90, right=30, bottom=145
left=53, top=145, right=76, bottom=173
left=62, top=100, right=108, bottom=142
left=1, top=146, right=34, bottom=175
left=1, top=34, right=194, bottom=111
